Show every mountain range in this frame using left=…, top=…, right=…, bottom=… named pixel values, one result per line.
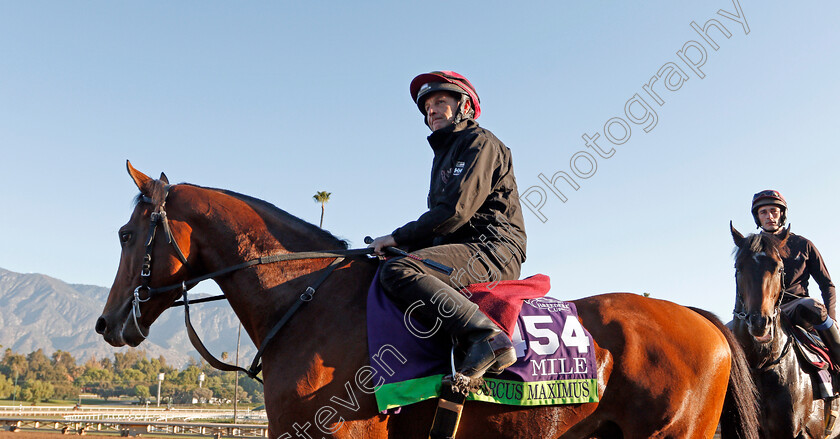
left=0, top=267, right=255, bottom=367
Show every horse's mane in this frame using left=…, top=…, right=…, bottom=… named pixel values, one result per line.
left=134, top=183, right=349, bottom=249
left=734, top=232, right=789, bottom=267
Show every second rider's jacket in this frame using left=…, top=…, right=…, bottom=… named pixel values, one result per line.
left=774, top=231, right=837, bottom=318
left=391, top=119, right=527, bottom=261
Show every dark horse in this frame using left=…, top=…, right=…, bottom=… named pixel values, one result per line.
left=730, top=223, right=838, bottom=438
left=97, top=162, right=760, bottom=438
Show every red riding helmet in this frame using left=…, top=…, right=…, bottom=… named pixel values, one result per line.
left=410, top=70, right=481, bottom=119
left=751, top=189, right=788, bottom=228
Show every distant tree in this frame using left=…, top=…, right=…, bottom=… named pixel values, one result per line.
left=0, top=375, right=12, bottom=399
left=21, top=379, right=54, bottom=403
left=76, top=366, right=114, bottom=386
left=97, top=386, right=124, bottom=401
left=172, top=387, right=214, bottom=404
left=1, top=349, right=27, bottom=378
left=75, top=366, right=114, bottom=397
left=0, top=347, right=263, bottom=405
left=193, top=387, right=213, bottom=404
left=51, top=350, right=79, bottom=374
left=52, top=382, right=78, bottom=400
left=134, top=385, right=151, bottom=400
left=213, top=381, right=249, bottom=403
left=114, top=350, right=144, bottom=373
left=119, top=369, right=145, bottom=387
left=239, top=376, right=264, bottom=404
left=312, top=191, right=332, bottom=228
left=26, top=349, right=51, bottom=378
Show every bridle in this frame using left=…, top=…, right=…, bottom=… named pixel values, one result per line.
left=130, top=187, right=191, bottom=339
left=732, top=248, right=792, bottom=369
left=128, top=185, right=375, bottom=383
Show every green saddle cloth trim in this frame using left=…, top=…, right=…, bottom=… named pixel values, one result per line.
left=376, top=375, right=445, bottom=412
left=375, top=375, right=599, bottom=412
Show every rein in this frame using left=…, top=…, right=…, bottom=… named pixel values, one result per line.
left=129, top=185, right=375, bottom=383
left=759, top=315, right=794, bottom=370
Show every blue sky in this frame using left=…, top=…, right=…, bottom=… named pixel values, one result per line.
left=1, top=0, right=838, bottom=324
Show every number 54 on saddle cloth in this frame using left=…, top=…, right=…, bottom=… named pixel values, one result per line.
left=365, top=273, right=599, bottom=412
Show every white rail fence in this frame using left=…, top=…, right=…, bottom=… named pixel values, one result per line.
left=1, top=417, right=268, bottom=438
left=0, top=405, right=268, bottom=437
left=0, top=404, right=267, bottom=423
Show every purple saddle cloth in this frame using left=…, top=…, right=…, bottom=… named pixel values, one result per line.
left=365, top=270, right=599, bottom=411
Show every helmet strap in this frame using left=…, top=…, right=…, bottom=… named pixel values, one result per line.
left=453, top=94, right=474, bottom=125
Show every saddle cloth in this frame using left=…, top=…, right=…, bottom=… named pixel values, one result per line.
left=789, top=324, right=832, bottom=371
left=779, top=312, right=840, bottom=372
left=782, top=318, right=835, bottom=398
left=366, top=271, right=599, bottom=412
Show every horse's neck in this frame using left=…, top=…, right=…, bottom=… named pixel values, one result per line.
left=210, top=257, right=381, bottom=434
left=188, top=193, right=353, bottom=344
left=185, top=190, right=383, bottom=418
left=755, top=319, right=796, bottom=373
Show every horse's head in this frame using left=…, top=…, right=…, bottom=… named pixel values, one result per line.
left=96, top=161, right=195, bottom=347
left=730, top=221, right=789, bottom=344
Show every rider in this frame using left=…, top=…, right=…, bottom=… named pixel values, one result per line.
left=369, top=71, right=527, bottom=382
left=752, top=189, right=839, bottom=363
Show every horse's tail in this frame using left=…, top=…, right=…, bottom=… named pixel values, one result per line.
left=689, top=307, right=760, bottom=439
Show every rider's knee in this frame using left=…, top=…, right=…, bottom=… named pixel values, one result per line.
left=794, top=298, right=829, bottom=326
left=379, top=257, right=413, bottom=292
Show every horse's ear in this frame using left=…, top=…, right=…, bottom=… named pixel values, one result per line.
left=730, top=221, right=746, bottom=248
left=778, top=224, right=791, bottom=243
left=126, top=160, right=153, bottom=193
left=159, top=172, right=170, bottom=185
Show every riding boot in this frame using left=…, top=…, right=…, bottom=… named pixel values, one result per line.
left=384, top=275, right=516, bottom=379
left=452, top=307, right=517, bottom=378
left=818, top=323, right=840, bottom=368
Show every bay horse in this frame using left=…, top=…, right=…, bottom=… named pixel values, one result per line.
left=730, top=223, right=838, bottom=438
left=96, top=162, right=760, bottom=438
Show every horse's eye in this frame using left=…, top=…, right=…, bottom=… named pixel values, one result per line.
left=119, top=231, right=133, bottom=244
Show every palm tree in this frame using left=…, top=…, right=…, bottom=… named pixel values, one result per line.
left=312, top=191, right=331, bottom=228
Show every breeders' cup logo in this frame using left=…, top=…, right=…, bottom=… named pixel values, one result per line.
left=525, top=297, right=571, bottom=313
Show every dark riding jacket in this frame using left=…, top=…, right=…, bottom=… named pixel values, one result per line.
left=772, top=231, right=837, bottom=319
left=391, top=119, right=527, bottom=261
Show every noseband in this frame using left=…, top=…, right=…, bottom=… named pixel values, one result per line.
left=128, top=185, right=375, bottom=382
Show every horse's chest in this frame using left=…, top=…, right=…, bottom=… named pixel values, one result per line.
left=755, top=366, right=823, bottom=437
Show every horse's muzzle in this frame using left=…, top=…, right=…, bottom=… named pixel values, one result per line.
left=747, top=314, right=773, bottom=343
left=96, top=314, right=127, bottom=347
left=95, top=307, right=147, bottom=348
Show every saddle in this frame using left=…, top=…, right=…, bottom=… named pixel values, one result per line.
left=783, top=316, right=838, bottom=373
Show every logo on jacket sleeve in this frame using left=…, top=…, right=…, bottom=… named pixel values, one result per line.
left=453, top=161, right=466, bottom=176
